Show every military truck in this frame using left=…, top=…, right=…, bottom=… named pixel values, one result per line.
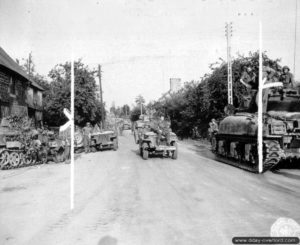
left=211, top=88, right=300, bottom=172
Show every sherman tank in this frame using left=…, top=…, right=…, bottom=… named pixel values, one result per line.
left=211, top=88, right=300, bottom=173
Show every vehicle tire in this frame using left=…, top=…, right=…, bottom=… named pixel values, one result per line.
left=57, top=149, right=65, bottom=162
left=134, top=131, right=138, bottom=144
left=53, top=152, right=59, bottom=163
left=139, top=147, right=143, bottom=156
left=142, top=148, right=149, bottom=160
left=113, top=138, right=118, bottom=151
left=172, top=142, right=178, bottom=160
left=38, top=147, right=48, bottom=164
left=142, top=143, right=149, bottom=160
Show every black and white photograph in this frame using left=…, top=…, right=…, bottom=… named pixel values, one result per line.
left=0, top=0, right=300, bottom=244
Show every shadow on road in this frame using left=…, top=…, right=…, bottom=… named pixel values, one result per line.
left=98, top=236, right=118, bottom=245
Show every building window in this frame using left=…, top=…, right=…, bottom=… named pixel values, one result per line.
left=9, top=77, right=16, bottom=95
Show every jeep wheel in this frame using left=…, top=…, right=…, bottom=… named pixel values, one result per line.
left=172, top=142, right=178, bottom=160
left=142, top=148, right=149, bottom=160
left=142, top=143, right=149, bottom=160
left=113, top=139, right=118, bottom=151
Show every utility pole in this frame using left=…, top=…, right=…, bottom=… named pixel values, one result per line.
left=293, top=0, right=298, bottom=75
left=98, top=65, right=105, bottom=129
left=225, top=22, right=233, bottom=105
left=27, top=52, right=32, bottom=77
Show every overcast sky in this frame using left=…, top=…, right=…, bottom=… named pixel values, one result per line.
left=0, top=0, right=299, bottom=107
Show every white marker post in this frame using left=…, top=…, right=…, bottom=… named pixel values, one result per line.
left=258, top=22, right=263, bottom=173
left=70, top=56, right=75, bottom=209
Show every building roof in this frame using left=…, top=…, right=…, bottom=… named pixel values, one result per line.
left=0, top=46, right=44, bottom=91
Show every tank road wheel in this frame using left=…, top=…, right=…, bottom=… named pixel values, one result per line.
left=113, top=138, right=118, bottom=151
left=9, top=152, right=21, bottom=168
left=19, top=152, right=25, bottom=167
left=0, top=150, right=10, bottom=170
left=24, top=152, right=33, bottom=166
left=142, top=143, right=149, bottom=160
left=171, top=142, right=178, bottom=160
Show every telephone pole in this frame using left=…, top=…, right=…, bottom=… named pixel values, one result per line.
left=98, top=65, right=105, bottom=129
left=225, top=22, right=233, bottom=105
left=293, top=0, right=298, bottom=75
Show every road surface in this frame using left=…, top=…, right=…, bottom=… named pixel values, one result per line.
left=0, top=130, right=300, bottom=245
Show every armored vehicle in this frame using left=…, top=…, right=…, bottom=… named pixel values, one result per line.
left=211, top=88, right=300, bottom=172
left=90, top=130, right=118, bottom=151
left=0, top=127, right=24, bottom=169
left=0, top=127, right=46, bottom=169
left=139, top=131, right=178, bottom=160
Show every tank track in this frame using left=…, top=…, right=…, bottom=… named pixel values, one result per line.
left=211, top=136, right=282, bottom=173
left=0, top=149, right=45, bottom=171
left=262, top=140, right=283, bottom=172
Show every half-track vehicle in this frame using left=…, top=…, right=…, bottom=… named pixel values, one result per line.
left=0, top=125, right=45, bottom=169
left=211, top=88, right=300, bottom=172
left=139, top=130, right=178, bottom=160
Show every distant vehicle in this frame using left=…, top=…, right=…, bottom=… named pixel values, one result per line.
left=139, top=131, right=178, bottom=160
left=90, top=130, right=118, bottom=151
left=123, top=121, right=131, bottom=130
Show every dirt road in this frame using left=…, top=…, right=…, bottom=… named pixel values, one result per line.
left=1, top=130, right=300, bottom=245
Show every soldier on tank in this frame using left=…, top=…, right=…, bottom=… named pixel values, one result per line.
left=208, top=119, right=218, bottom=143
left=280, top=66, right=295, bottom=88
left=83, top=122, right=93, bottom=153
left=240, top=65, right=258, bottom=90
left=239, top=65, right=258, bottom=111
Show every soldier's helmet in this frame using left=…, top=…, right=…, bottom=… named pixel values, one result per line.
left=282, top=66, right=290, bottom=72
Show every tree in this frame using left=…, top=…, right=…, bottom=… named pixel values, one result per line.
left=148, top=51, right=282, bottom=138
left=135, top=95, right=145, bottom=115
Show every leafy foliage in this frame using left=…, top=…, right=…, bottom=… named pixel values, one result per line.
left=148, top=52, right=282, bottom=138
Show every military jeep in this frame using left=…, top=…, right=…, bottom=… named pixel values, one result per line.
left=90, top=131, right=118, bottom=151
left=139, top=131, right=178, bottom=160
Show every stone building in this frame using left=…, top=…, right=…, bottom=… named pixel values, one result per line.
left=0, top=47, right=44, bottom=125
